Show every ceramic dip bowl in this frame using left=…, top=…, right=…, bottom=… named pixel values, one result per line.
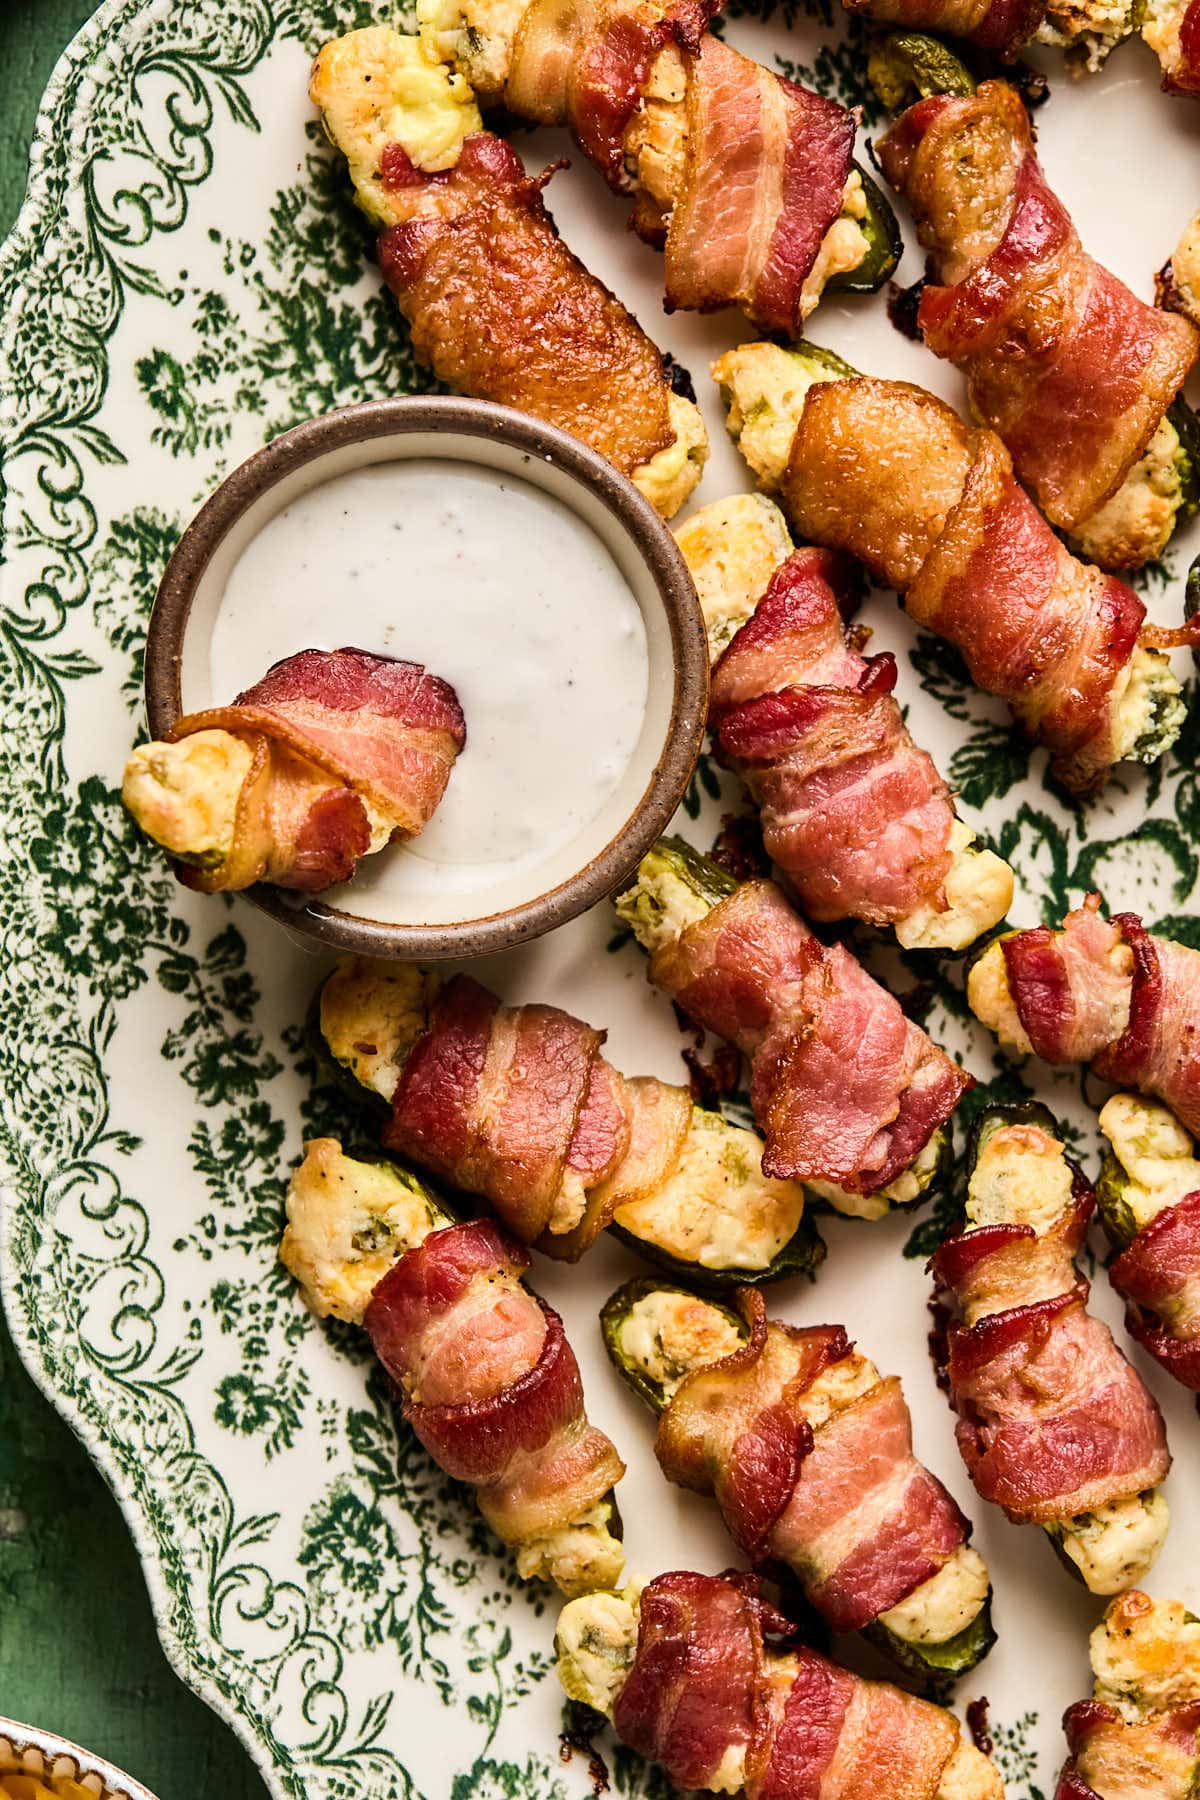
left=0, top=1719, right=160, bottom=1800
left=144, top=397, right=708, bottom=959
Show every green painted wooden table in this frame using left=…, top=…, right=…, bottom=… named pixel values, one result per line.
left=0, top=8, right=268, bottom=1795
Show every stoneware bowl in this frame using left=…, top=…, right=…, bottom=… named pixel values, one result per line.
left=0, top=1719, right=160, bottom=1800
left=144, top=396, right=708, bottom=959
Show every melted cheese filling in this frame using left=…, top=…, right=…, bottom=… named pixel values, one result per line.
left=1050, top=1494, right=1172, bottom=1596
left=280, top=1138, right=448, bottom=1323
left=615, top=1109, right=805, bottom=1271
left=965, top=941, right=1033, bottom=1056
left=895, top=821, right=1014, bottom=953
left=311, top=26, right=482, bottom=226
left=966, top=1121, right=1076, bottom=1236
left=674, top=491, right=793, bottom=659
left=879, top=1545, right=990, bottom=1648
left=631, top=391, right=709, bottom=520
left=515, top=1500, right=626, bottom=1598
left=1099, top=1093, right=1200, bottom=1231
left=1091, top=1589, right=1200, bottom=1723
left=714, top=342, right=834, bottom=489
left=123, top=731, right=254, bottom=867
left=1073, top=422, right=1185, bottom=574
left=320, top=959, right=438, bottom=1101
left=617, top=1290, right=745, bottom=1401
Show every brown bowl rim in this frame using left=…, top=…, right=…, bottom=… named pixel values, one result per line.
left=144, top=396, right=708, bottom=960
left=0, top=1716, right=162, bottom=1799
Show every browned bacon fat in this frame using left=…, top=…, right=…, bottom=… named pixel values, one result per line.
left=365, top=1219, right=624, bottom=1555
left=931, top=1107, right=1169, bottom=1592
left=710, top=546, right=958, bottom=929
left=878, top=84, right=1198, bottom=566
left=618, top=856, right=971, bottom=1192
left=376, top=134, right=676, bottom=476
left=555, top=1571, right=1001, bottom=1798
left=605, top=1281, right=988, bottom=1666
left=1054, top=1591, right=1200, bottom=1800
left=122, top=649, right=465, bottom=893
left=969, top=898, right=1200, bottom=1136
left=715, top=348, right=1176, bottom=794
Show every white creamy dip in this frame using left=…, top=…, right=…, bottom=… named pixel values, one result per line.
left=208, top=458, right=650, bottom=920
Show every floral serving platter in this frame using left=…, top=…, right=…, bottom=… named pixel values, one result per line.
left=2, top=2, right=1200, bottom=1796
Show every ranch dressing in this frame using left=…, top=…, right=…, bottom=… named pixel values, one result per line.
left=209, top=458, right=650, bottom=918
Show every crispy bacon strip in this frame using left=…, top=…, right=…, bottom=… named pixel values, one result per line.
left=504, top=8, right=857, bottom=333
left=933, top=1194, right=1170, bottom=1524
left=646, top=878, right=970, bottom=1190
left=384, top=972, right=693, bottom=1249
left=364, top=1219, right=623, bottom=1545
left=710, top=547, right=956, bottom=926
left=1110, top=1193, right=1200, bottom=1391
left=841, top=0, right=1042, bottom=50
left=655, top=1291, right=970, bottom=1632
left=878, top=84, right=1198, bottom=539
left=998, top=899, right=1200, bottom=1135
left=164, top=649, right=464, bottom=893
left=375, top=133, right=675, bottom=475
left=1056, top=1698, right=1200, bottom=1800
left=612, top=1571, right=967, bottom=1798
left=782, top=377, right=1147, bottom=792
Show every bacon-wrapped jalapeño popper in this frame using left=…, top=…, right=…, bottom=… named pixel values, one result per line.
left=714, top=341, right=1195, bottom=794
left=556, top=1570, right=1005, bottom=1798
left=932, top=1103, right=1171, bottom=1594
left=1160, top=210, right=1200, bottom=331
left=415, top=0, right=903, bottom=333
left=615, top=836, right=970, bottom=1215
left=600, top=1277, right=995, bottom=1684
left=1096, top=1095, right=1200, bottom=1392
left=969, top=896, right=1200, bottom=1139
left=281, top=1137, right=625, bottom=1595
left=310, top=27, right=707, bottom=519
left=1055, top=1590, right=1200, bottom=1800
left=316, top=957, right=831, bottom=1281
left=122, top=648, right=465, bottom=894
left=674, top=493, right=1013, bottom=952
left=876, top=73, right=1200, bottom=571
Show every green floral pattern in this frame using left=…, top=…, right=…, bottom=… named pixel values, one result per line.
left=1, top=1, right=1198, bottom=1794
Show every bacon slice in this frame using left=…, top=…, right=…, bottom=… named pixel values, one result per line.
left=383, top=972, right=703, bottom=1252
left=663, top=37, right=856, bottom=333
left=166, top=648, right=465, bottom=893
left=711, top=547, right=956, bottom=926
left=878, top=84, right=1199, bottom=537
left=364, top=1220, right=623, bottom=1543
left=504, top=9, right=855, bottom=333
left=783, top=377, right=1147, bottom=792
left=612, top=1570, right=964, bottom=1799
left=840, top=0, right=1043, bottom=48
left=1110, top=1192, right=1200, bottom=1391
left=385, top=973, right=604, bottom=1243
left=507, top=0, right=717, bottom=182
left=1057, top=1698, right=1200, bottom=1800
left=937, top=1256, right=1169, bottom=1521
left=375, top=133, right=675, bottom=475
left=654, top=1292, right=969, bottom=1633
left=647, top=878, right=970, bottom=1189
left=1000, top=901, right=1200, bottom=1135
